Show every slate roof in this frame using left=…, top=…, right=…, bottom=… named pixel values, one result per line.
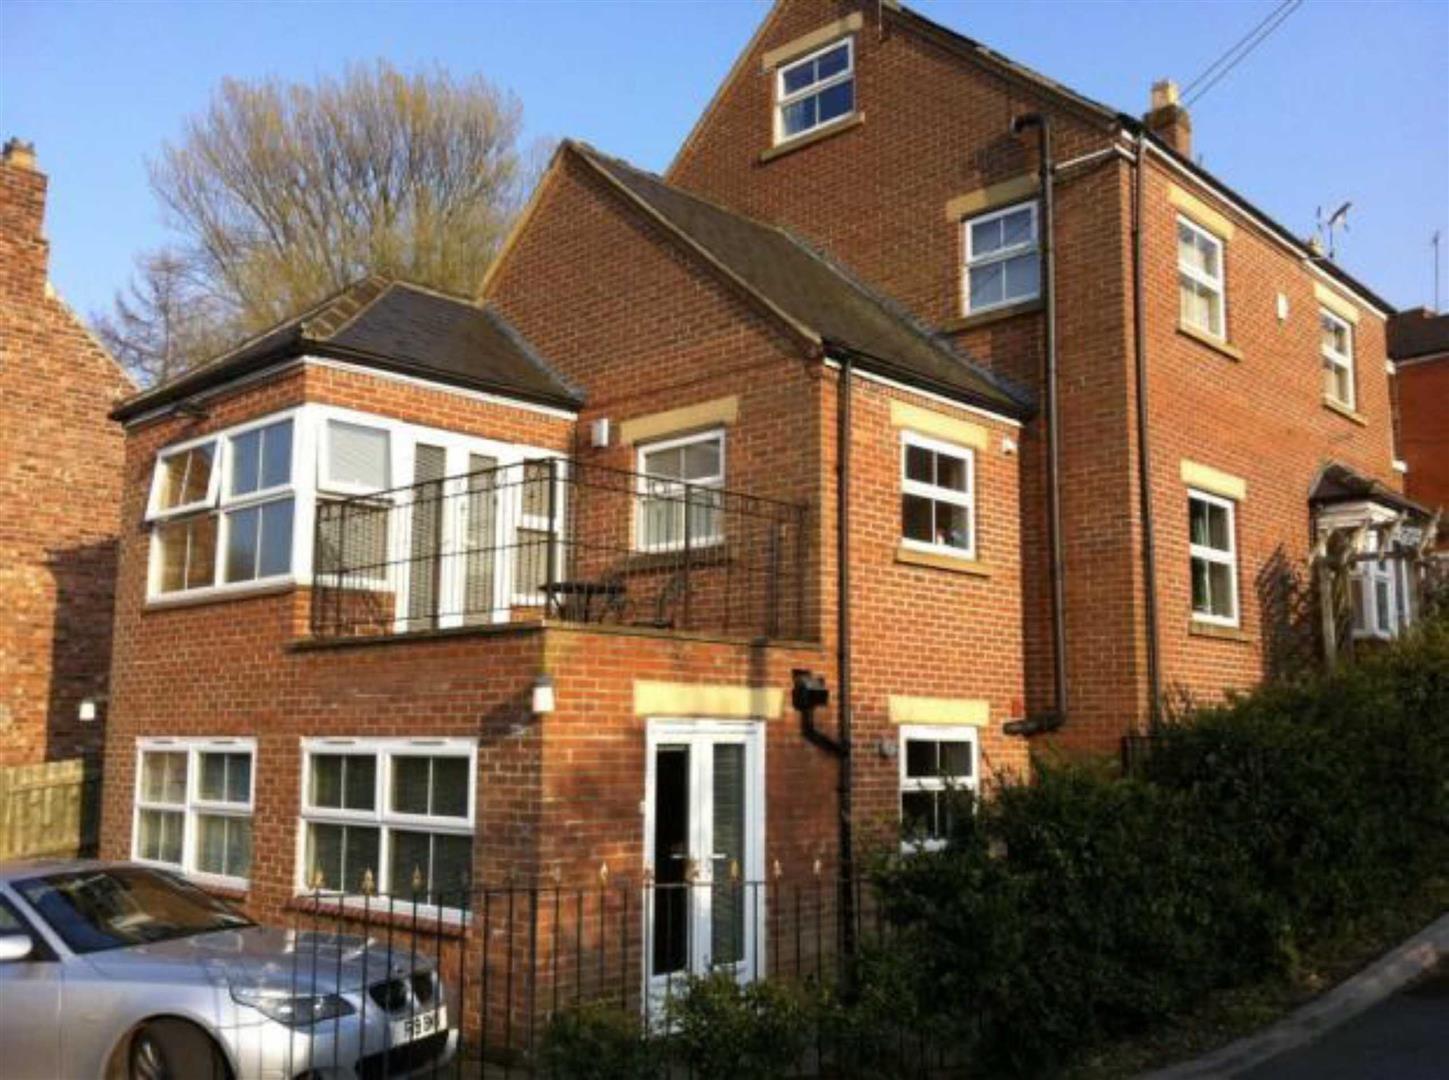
left=1310, top=462, right=1431, bottom=518
left=110, top=278, right=582, bottom=421
left=571, top=142, right=1030, bottom=418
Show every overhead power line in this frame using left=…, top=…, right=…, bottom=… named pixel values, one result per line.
left=1182, top=0, right=1303, bottom=108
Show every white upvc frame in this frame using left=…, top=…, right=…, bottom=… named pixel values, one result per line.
left=961, top=199, right=1041, bottom=315
left=1177, top=215, right=1227, bottom=340
left=146, top=433, right=223, bottom=521
left=145, top=408, right=303, bottom=603
left=642, top=718, right=767, bottom=1012
left=296, top=736, right=477, bottom=917
left=143, top=402, right=565, bottom=618
left=635, top=427, right=727, bottom=554
left=131, top=736, right=257, bottom=890
left=1348, top=530, right=1413, bottom=640
left=900, top=430, right=977, bottom=561
left=898, top=724, right=979, bottom=853
left=773, top=36, right=855, bottom=145
left=1188, top=488, right=1240, bottom=627
left=1319, top=307, right=1356, bottom=410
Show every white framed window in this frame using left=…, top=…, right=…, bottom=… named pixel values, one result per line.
left=132, top=738, right=255, bottom=886
left=1320, top=309, right=1356, bottom=410
left=899, top=725, right=978, bottom=852
left=1349, top=531, right=1415, bottom=640
left=962, top=200, right=1040, bottom=314
left=1188, top=489, right=1239, bottom=626
left=1177, top=217, right=1226, bottom=340
left=299, top=738, right=476, bottom=911
left=637, top=429, right=725, bottom=552
left=147, top=413, right=297, bottom=598
left=901, top=431, right=975, bottom=559
left=774, top=37, right=855, bottom=144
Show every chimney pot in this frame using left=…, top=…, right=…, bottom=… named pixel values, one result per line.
left=3, top=138, right=37, bottom=170
left=1150, top=79, right=1180, bottom=111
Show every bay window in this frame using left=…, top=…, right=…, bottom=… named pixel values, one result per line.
left=133, top=738, right=254, bottom=884
left=146, top=415, right=296, bottom=597
left=300, top=739, right=475, bottom=910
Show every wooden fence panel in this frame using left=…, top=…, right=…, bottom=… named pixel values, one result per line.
left=0, top=758, right=100, bottom=861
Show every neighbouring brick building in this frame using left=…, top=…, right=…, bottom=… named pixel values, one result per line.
left=96, top=0, right=1437, bottom=1061
left=1, top=139, right=132, bottom=770
left=1389, top=307, right=1449, bottom=541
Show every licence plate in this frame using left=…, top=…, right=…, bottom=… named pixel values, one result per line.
left=390, top=1006, right=445, bottom=1044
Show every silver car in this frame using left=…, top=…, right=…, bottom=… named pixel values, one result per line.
left=0, top=860, right=458, bottom=1079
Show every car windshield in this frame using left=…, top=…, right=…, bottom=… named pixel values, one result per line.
left=15, top=866, right=252, bottom=954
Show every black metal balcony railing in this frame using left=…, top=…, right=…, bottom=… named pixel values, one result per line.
left=310, top=460, right=809, bottom=642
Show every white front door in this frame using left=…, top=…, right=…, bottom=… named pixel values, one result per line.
left=644, top=719, right=765, bottom=1008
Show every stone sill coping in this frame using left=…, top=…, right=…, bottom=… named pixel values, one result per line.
left=942, top=299, right=1043, bottom=334
left=143, top=579, right=296, bottom=612
left=1323, top=397, right=1368, bottom=426
left=287, top=896, right=469, bottom=940
left=759, top=112, right=864, bottom=163
left=895, top=544, right=993, bottom=577
left=1188, top=619, right=1252, bottom=643
left=290, top=618, right=822, bottom=653
left=1177, top=323, right=1244, bottom=362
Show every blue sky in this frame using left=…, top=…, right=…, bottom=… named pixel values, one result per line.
left=3, top=0, right=1446, bottom=319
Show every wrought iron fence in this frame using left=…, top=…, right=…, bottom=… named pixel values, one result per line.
left=310, top=460, right=811, bottom=642
left=257, top=875, right=929, bottom=1078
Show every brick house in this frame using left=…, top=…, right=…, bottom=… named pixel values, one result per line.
left=1, top=139, right=132, bottom=772
left=1388, top=307, right=1449, bottom=546
left=97, top=0, right=1434, bottom=1051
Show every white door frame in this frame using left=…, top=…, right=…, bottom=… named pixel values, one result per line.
left=642, top=717, right=767, bottom=1010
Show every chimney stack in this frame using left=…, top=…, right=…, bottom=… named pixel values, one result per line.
left=1, top=137, right=51, bottom=302
left=1144, top=79, right=1192, bottom=158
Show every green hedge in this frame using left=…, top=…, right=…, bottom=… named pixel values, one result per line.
left=867, top=614, right=1449, bottom=1076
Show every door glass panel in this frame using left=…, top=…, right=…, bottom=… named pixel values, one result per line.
left=652, top=746, right=690, bottom=977
left=711, top=743, right=746, bottom=968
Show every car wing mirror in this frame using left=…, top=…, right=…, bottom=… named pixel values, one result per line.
left=0, top=933, right=35, bottom=962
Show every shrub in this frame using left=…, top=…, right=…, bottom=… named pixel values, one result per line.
left=866, top=613, right=1449, bottom=1076
left=539, top=1002, right=660, bottom=1080
left=665, top=973, right=815, bottom=1080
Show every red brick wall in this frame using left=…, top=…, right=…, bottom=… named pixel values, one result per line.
left=0, top=148, right=131, bottom=766
left=1397, top=356, right=1449, bottom=514
left=665, top=0, right=1402, bottom=748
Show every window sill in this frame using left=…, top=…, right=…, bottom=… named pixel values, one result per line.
left=1188, top=619, right=1251, bottom=643
left=943, top=299, right=1042, bottom=333
left=895, top=544, right=992, bottom=577
left=1177, top=323, right=1243, bottom=362
left=759, top=112, right=864, bottom=163
left=1322, top=398, right=1367, bottom=426
left=145, top=578, right=296, bottom=611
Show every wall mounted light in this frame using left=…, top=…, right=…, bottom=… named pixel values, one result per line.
left=78, top=699, right=99, bottom=722
left=532, top=675, right=556, bottom=715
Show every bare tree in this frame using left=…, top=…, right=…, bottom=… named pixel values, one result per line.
left=101, top=61, right=533, bottom=379
left=91, top=250, right=229, bottom=386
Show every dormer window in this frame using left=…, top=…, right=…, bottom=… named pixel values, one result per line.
left=775, top=38, right=854, bottom=144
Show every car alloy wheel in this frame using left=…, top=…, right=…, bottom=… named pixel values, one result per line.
left=129, top=1030, right=172, bottom=1080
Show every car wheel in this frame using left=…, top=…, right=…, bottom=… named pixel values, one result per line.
left=128, top=1020, right=228, bottom=1080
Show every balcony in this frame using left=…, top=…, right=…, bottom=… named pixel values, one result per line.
left=309, top=460, right=810, bottom=642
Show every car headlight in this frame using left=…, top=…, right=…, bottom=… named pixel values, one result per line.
left=231, top=986, right=356, bottom=1027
